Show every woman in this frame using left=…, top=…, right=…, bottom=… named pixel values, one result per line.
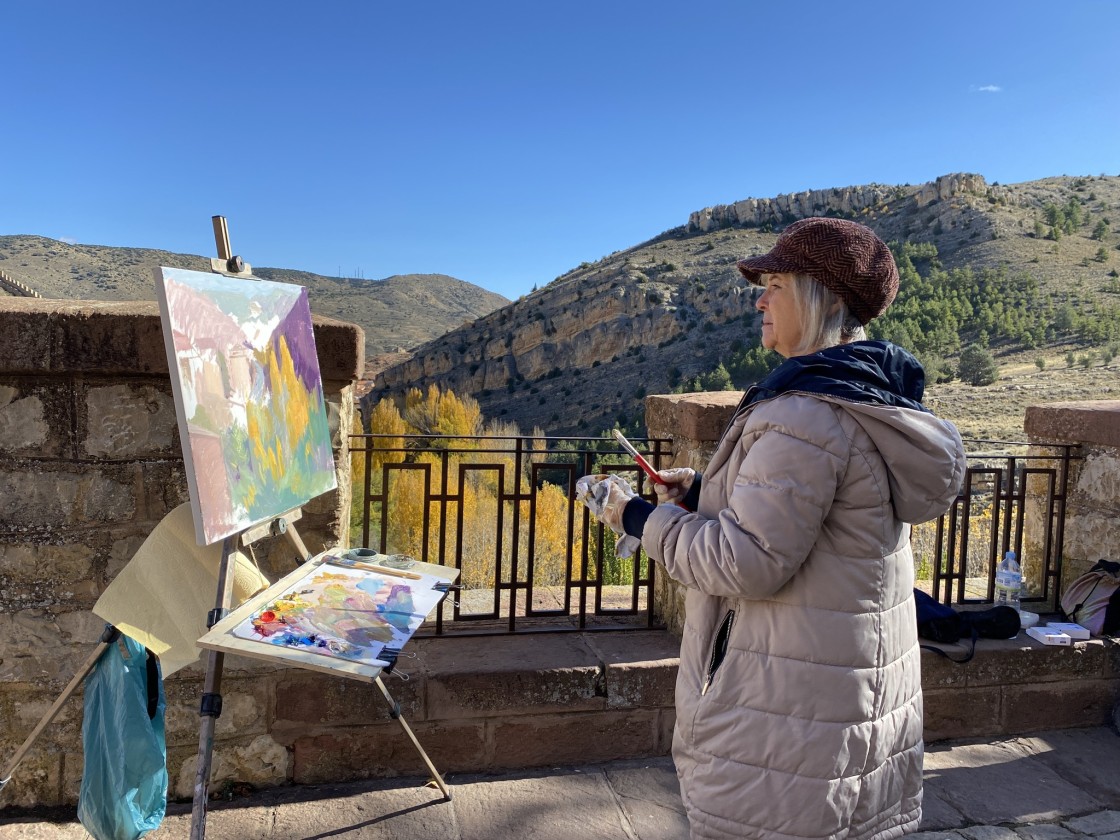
left=596, top=217, right=966, bottom=840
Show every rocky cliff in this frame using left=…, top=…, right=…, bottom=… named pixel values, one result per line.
left=369, top=172, right=1119, bottom=435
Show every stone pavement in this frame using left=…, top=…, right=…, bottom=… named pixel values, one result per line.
left=3, top=726, right=1120, bottom=839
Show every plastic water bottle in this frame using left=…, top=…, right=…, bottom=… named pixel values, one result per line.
left=994, top=550, right=1022, bottom=613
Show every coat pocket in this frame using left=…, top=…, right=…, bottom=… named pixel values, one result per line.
left=701, top=609, right=735, bottom=696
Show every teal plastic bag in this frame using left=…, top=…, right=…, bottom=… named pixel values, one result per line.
left=77, top=629, right=168, bottom=840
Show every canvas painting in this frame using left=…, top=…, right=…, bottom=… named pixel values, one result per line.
left=155, top=266, right=337, bottom=545
left=198, top=558, right=450, bottom=680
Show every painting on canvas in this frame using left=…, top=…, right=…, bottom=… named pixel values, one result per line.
left=155, top=266, right=337, bottom=545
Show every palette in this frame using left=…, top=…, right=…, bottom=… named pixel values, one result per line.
left=199, top=553, right=454, bottom=681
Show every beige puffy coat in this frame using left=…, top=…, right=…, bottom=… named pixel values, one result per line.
left=644, top=392, right=965, bottom=840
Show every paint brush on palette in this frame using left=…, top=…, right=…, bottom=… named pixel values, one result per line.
left=322, top=555, right=424, bottom=580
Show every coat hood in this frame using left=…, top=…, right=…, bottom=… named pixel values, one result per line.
left=745, top=340, right=965, bottom=524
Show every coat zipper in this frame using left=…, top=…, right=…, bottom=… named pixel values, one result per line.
left=701, top=609, right=735, bottom=696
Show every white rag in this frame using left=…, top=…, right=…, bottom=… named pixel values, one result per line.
left=575, top=474, right=642, bottom=559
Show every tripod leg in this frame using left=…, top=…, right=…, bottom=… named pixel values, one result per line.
left=189, top=535, right=239, bottom=840
left=374, top=674, right=451, bottom=800
left=0, top=626, right=120, bottom=791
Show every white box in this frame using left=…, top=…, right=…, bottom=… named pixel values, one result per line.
left=1027, top=626, right=1072, bottom=646
left=1044, top=622, right=1090, bottom=640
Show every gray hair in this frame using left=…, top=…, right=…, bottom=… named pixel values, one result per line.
left=786, top=273, right=866, bottom=354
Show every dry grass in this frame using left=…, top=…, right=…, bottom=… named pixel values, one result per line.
left=924, top=351, right=1118, bottom=442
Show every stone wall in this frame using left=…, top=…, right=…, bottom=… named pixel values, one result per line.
left=1025, top=401, right=1120, bottom=584
left=0, top=298, right=363, bottom=808
left=644, top=391, right=741, bottom=634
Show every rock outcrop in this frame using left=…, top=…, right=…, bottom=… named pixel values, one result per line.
left=368, top=172, right=1118, bottom=435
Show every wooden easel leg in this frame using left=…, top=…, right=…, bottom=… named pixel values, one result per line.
left=189, top=535, right=239, bottom=840
left=0, top=626, right=120, bottom=792
left=374, top=675, right=452, bottom=800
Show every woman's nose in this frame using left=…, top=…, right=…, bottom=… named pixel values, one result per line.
left=755, top=290, right=767, bottom=311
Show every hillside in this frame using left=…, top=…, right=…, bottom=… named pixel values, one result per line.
left=0, top=236, right=508, bottom=359
left=369, top=173, right=1120, bottom=435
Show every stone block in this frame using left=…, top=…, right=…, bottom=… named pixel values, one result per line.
left=0, top=468, right=80, bottom=531
left=291, top=720, right=487, bottom=784
left=1063, top=509, right=1120, bottom=573
left=1025, top=400, right=1120, bottom=448
left=0, top=381, right=61, bottom=457
left=163, top=676, right=272, bottom=748
left=134, top=460, right=189, bottom=523
left=658, top=707, right=677, bottom=752
left=271, top=669, right=424, bottom=731
left=0, top=612, right=111, bottom=686
left=920, top=648, right=974, bottom=688
left=0, top=610, right=69, bottom=661
left=81, top=381, right=179, bottom=458
left=961, top=638, right=1108, bottom=686
left=1002, top=679, right=1120, bottom=733
left=0, top=464, right=138, bottom=532
left=80, top=467, right=137, bottom=524
left=1106, top=640, right=1120, bottom=680
left=489, top=709, right=662, bottom=769
left=1073, top=451, right=1120, bottom=509
left=1064, top=810, right=1120, bottom=836
left=1, top=684, right=83, bottom=745
left=51, top=302, right=169, bottom=374
left=422, top=633, right=605, bottom=720
left=104, top=532, right=150, bottom=580
left=645, top=391, right=743, bottom=445
left=923, top=685, right=1002, bottom=742
left=171, top=734, right=292, bottom=801
left=0, top=299, right=54, bottom=374
left=0, top=542, right=95, bottom=586
left=0, top=738, right=62, bottom=807
left=582, top=630, right=680, bottom=708
left=312, top=318, right=365, bottom=383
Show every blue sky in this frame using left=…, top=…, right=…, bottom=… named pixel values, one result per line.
left=3, top=1, right=1118, bottom=301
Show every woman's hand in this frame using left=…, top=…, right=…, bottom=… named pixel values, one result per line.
left=576, top=473, right=637, bottom=531
left=599, top=478, right=637, bottom=530
left=654, top=467, right=695, bottom=505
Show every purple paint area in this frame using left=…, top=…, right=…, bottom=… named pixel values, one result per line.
left=274, top=288, right=323, bottom=392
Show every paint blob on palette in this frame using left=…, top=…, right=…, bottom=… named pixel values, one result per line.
left=230, top=565, right=439, bottom=666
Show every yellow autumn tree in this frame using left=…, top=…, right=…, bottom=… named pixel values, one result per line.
left=350, top=397, right=410, bottom=545
left=524, top=481, right=578, bottom=588
left=353, top=385, right=591, bottom=613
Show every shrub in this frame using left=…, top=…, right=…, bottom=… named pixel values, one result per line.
left=957, top=345, right=998, bottom=386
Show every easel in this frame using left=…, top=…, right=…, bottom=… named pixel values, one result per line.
left=187, top=219, right=450, bottom=840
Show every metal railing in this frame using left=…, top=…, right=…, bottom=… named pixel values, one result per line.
left=350, top=434, right=1078, bottom=634
left=351, top=433, right=673, bottom=636
left=920, top=441, right=1078, bottom=612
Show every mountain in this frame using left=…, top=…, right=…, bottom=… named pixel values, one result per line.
left=369, top=173, right=1120, bottom=435
left=0, top=236, right=508, bottom=361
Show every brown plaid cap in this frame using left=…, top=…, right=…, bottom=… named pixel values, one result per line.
left=736, top=217, right=899, bottom=324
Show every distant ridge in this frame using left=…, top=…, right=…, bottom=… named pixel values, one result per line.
left=0, top=235, right=508, bottom=359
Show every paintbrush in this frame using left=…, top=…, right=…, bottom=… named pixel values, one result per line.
left=611, top=429, right=665, bottom=487
left=321, top=555, right=423, bottom=580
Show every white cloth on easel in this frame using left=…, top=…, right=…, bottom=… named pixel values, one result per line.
left=93, top=503, right=270, bottom=676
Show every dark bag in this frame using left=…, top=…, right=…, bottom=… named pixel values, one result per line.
left=915, top=589, right=1021, bottom=663
left=1059, top=559, right=1120, bottom=636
